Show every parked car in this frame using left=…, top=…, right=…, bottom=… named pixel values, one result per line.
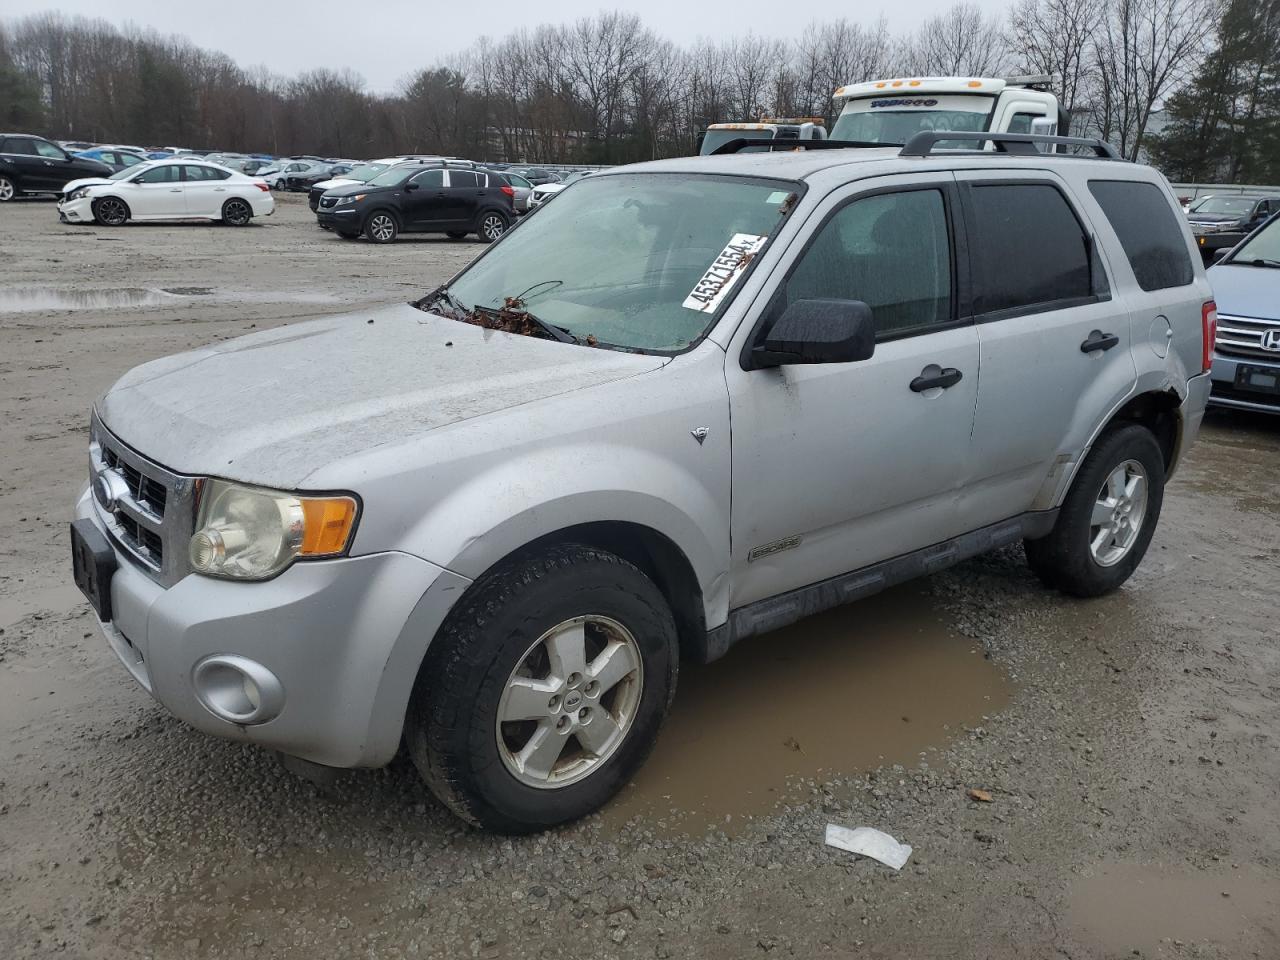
left=316, top=163, right=513, bottom=243
left=511, top=167, right=561, bottom=186
left=527, top=170, right=593, bottom=209
left=308, top=157, right=446, bottom=213
left=57, top=159, right=273, bottom=226
left=72, top=148, right=148, bottom=174
left=487, top=170, right=533, bottom=212
left=0, top=133, right=113, bottom=201
left=1205, top=212, right=1280, bottom=413
left=72, top=134, right=1213, bottom=832
left=59, top=140, right=96, bottom=152
left=1186, top=194, right=1279, bottom=258
left=278, top=160, right=332, bottom=192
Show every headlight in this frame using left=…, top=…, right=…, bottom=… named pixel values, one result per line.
left=189, top=479, right=358, bottom=580
left=69, top=187, right=90, bottom=201
left=335, top=194, right=365, bottom=206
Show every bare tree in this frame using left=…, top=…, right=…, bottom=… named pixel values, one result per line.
left=1007, top=0, right=1103, bottom=120
left=903, top=3, right=1010, bottom=76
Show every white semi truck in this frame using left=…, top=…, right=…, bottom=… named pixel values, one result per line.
left=829, top=75, right=1065, bottom=147
left=698, top=118, right=828, bottom=155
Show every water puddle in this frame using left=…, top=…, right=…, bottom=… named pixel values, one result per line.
left=1069, top=862, right=1280, bottom=956
left=0, top=285, right=340, bottom=313
left=604, top=583, right=1010, bottom=832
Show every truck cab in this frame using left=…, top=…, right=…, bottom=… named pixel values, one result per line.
left=830, top=76, right=1063, bottom=147
left=699, top=118, right=827, bottom=155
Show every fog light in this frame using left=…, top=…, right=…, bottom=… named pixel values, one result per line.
left=192, top=654, right=284, bottom=724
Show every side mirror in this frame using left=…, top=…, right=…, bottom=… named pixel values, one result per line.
left=749, top=299, right=876, bottom=369
left=404, top=181, right=419, bottom=191
left=1211, top=248, right=1229, bottom=264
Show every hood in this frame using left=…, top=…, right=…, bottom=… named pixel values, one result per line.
left=1207, top=263, right=1280, bottom=320
left=1188, top=213, right=1244, bottom=225
left=63, top=176, right=116, bottom=193
left=315, top=177, right=358, bottom=191
left=97, top=302, right=667, bottom=488
left=325, top=182, right=393, bottom=199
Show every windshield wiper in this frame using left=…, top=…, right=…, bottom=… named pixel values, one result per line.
left=474, top=302, right=578, bottom=343
left=1238, top=257, right=1280, bottom=268
left=414, top=285, right=470, bottom=319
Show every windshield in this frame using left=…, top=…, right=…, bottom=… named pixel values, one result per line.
left=832, top=108, right=991, bottom=144
left=1190, top=196, right=1255, bottom=216
left=1229, top=216, right=1280, bottom=264
left=111, top=162, right=154, bottom=180
left=441, top=173, right=797, bottom=352
left=343, top=163, right=386, bottom=182
left=699, top=129, right=775, bottom=155
left=366, top=165, right=422, bottom=187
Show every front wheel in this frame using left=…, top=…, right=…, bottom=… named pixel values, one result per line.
left=1024, top=423, right=1166, bottom=597
left=92, top=196, right=130, bottom=226
left=407, top=544, right=678, bottom=833
left=221, top=198, right=252, bottom=226
left=0, top=175, right=17, bottom=202
left=476, top=210, right=508, bottom=244
left=364, top=211, right=398, bottom=243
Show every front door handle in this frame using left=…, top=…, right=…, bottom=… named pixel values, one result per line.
left=169, top=188, right=182, bottom=193
left=1080, top=331, right=1120, bottom=353
left=910, top=366, right=963, bottom=392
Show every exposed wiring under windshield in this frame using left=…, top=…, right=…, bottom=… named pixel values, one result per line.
left=412, top=286, right=599, bottom=347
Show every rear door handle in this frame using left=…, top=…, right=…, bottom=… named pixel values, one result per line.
left=1080, top=331, right=1120, bottom=353
left=910, top=366, right=963, bottom=392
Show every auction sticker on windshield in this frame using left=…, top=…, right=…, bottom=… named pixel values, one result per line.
left=683, top=234, right=769, bottom=314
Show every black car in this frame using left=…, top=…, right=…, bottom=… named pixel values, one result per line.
left=1186, top=194, right=1280, bottom=257
left=316, top=163, right=515, bottom=244
left=512, top=167, right=562, bottom=186
left=0, top=134, right=113, bottom=201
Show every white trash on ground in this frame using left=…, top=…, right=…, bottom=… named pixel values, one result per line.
left=824, top=824, right=913, bottom=870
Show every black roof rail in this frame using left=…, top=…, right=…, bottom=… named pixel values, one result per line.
left=708, top=138, right=889, bottom=155
left=899, top=131, right=1122, bottom=159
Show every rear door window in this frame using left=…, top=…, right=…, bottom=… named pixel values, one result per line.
left=967, top=182, right=1093, bottom=317
left=1088, top=180, right=1194, bottom=291
left=4, top=138, right=37, bottom=155
left=448, top=170, right=479, bottom=188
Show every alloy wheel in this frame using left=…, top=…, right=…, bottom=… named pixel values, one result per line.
left=369, top=215, right=395, bottom=241
left=224, top=200, right=251, bottom=225
left=496, top=615, right=644, bottom=789
left=0, top=177, right=14, bottom=202
left=96, top=198, right=127, bottom=225
left=482, top=214, right=505, bottom=241
left=1089, top=459, right=1148, bottom=566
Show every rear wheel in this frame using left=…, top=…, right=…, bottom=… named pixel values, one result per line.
left=92, top=196, right=130, bottom=226
left=1024, top=423, right=1165, bottom=597
left=406, top=543, right=678, bottom=833
left=364, top=211, right=398, bottom=243
left=0, top=175, right=16, bottom=202
left=476, top=210, right=508, bottom=244
left=221, top=198, right=252, bottom=226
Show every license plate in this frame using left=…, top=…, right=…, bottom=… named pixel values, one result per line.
left=1235, top=364, right=1280, bottom=395
left=70, top=519, right=117, bottom=621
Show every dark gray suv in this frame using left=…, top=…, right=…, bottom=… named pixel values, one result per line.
left=0, top=134, right=113, bottom=201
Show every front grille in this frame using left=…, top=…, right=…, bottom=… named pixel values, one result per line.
left=319, top=196, right=338, bottom=209
left=1216, top=313, right=1280, bottom=360
left=90, top=415, right=198, bottom=586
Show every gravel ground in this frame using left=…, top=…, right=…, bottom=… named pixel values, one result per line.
left=1, top=194, right=1278, bottom=959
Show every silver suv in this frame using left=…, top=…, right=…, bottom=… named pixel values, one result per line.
left=71, top=134, right=1214, bottom=832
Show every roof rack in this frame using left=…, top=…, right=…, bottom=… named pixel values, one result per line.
left=899, top=131, right=1122, bottom=159
left=708, top=138, right=888, bottom=155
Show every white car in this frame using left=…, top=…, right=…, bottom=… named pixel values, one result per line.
left=58, top=159, right=274, bottom=227
left=527, top=170, right=593, bottom=209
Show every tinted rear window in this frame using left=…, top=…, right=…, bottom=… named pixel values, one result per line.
left=969, top=183, right=1092, bottom=316
left=1088, top=180, right=1193, bottom=291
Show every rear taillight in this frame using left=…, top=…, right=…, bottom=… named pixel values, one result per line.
left=254, top=182, right=270, bottom=192
left=500, top=185, right=515, bottom=197
left=1201, top=300, right=1217, bottom=373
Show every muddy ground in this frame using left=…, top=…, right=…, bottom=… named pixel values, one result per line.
left=1, top=195, right=1278, bottom=959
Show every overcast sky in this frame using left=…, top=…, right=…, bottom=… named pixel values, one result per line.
left=4, top=0, right=1012, bottom=93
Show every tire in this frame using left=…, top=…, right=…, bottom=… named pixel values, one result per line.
left=406, top=543, right=678, bottom=833
left=91, top=196, right=130, bottom=226
left=221, top=198, right=252, bottom=226
left=1024, top=423, right=1166, bottom=597
left=476, top=210, right=509, bottom=244
left=0, top=175, right=16, bottom=202
left=336, top=230, right=360, bottom=240
left=446, top=230, right=468, bottom=240
left=364, top=211, right=398, bottom=243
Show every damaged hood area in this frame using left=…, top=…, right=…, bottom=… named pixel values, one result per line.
left=97, top=303, right=667, bottom=488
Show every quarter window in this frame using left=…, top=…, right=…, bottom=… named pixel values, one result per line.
left=968, top=183, right=1092, bottom=316
left=774, top=188, right=953, bottom=338
left=1088, top=180, right=1194, bottom=292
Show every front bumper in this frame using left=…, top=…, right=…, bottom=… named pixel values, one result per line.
left=1193, top=231, right=1244, bottom=253
left=316, top=207, right=359, bottom=227
left=1209, top=353, right=1280, bottom=413
left=75, top=486, right=471, bottom=767
left=58, top=196, right=94, bottom=223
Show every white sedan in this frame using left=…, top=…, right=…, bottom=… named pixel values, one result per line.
left=58, top=159, right=274, bottom=226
